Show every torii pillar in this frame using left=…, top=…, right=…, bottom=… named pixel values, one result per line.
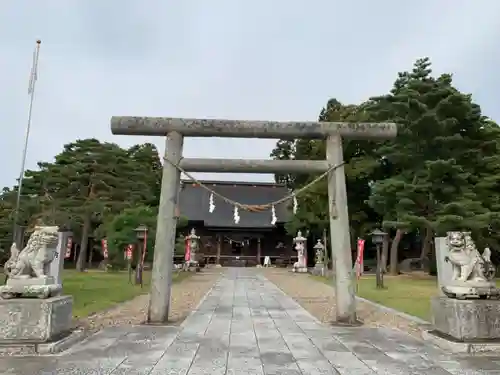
left=110, top=117, right=397, bottom=325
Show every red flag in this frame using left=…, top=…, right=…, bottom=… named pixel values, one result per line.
left=64, top=237, right=73, bottom=259
left=101, top=239, right=108, bottom=259
left=356, top=239, right=365, bottom=279
left=185, top=237, right=191, bottom=261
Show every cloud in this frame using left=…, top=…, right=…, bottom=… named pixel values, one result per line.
left=1, top=0, right=500, bottom=188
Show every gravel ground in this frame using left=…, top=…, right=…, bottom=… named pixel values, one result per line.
left=262, top=268, right=427, bottom=339
left=76, top=269, right=222, bottom=332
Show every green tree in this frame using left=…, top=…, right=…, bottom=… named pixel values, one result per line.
left=0, top=185, right=52, bottom=253
left=101, top=205, right=187, bottom=267
left=102, top=205, right=158, bottom=267
left=367, top=58, right=496, bottom=273
left=0, top=188, right=16, bottom=261
left=22, top=139, right=152, bottom=271
left=127, top=143, right=162, bottom=206
left=175, top=233, right=186, bottom=258
left=272, top=98, right=381, bottom=241
left=270, top=140, right=295, bottom=187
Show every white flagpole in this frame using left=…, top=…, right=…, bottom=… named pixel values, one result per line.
left=13, top=39, right=41, bottom=239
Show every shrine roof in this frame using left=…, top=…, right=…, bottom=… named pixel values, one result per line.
left=178, top=180, right=291, bottom=228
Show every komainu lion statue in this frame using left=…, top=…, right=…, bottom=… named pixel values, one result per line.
left=4, top=226, right=59, bottom=279
left=443, top=231, right=499, bottom=299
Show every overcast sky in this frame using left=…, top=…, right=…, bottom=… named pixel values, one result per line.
left=1, top=0, right=500, bottom=188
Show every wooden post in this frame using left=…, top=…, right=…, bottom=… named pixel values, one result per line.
left=257, top=238, right=261, bottom=266
left=147, top=132, right=184, bottom=324
left=128, top=258, right=132, bottom=284
left=135, top=239, right=143, bottom=286
left=375, top=243, right=384, bottom=289
left=88, top=239, right=94, bottom=268
left=326, top=134, right=356, bottom=324
left=216, top=234, right=221, bottom=265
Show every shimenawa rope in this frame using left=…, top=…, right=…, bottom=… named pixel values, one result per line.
left=163, top=156, right=346, bottom=212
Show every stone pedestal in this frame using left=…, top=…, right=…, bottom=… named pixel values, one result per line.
left=0, top=296, right=73, bottom=343
left=292, top=255, right=308, bottom=273
left=184, top=261, right=200, bottom=272
left=431, top=297, right=500, bottom=341
left=0, top=276, right=62, bottom=299
left=311, top=263, right=325, bottom=276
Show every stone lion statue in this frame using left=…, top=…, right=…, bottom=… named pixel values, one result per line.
left=443, top=231, right=498, bottom=299
left=4, top=226, right=59, bottom=279
left=445, top=231, right=494, bottom=282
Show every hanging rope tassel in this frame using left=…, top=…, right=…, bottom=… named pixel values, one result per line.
left=233, top=206, right=240, bottom=224
left=209, top=192, right=215, bottom=213
left=293, top=194, right=298, bottom=214
left=271, top=205, right=277, bottom=225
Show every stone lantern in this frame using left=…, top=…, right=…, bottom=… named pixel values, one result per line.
left=185, top=228, right=200, bottom=271
left=313, top=239, right=325, bottom=275
left=370, top=228, right=387, bottom=289
left=292, top=230, right=308, bottom=273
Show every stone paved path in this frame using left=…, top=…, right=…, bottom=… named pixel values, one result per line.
left=1, top=268, right=500, bottom=374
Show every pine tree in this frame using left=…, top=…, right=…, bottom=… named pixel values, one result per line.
left=367, top=58, right=493, bottom=270
left=22, top=139, right=152, bottom=271
left=127, top=143, right=162, bottom=206
left=270, top=140, right=295, bottom=187
left=271, top=98, right=381, bottom=239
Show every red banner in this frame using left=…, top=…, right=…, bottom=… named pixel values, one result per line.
left=185, top=237, right=191, bottom=261
left=102, top=239, right=108, bottom=259
left=125, top=244, right=133, bottom=260
left=356, top=239, right=365, bottom=279
left=64, top=237, right=73, bottom=259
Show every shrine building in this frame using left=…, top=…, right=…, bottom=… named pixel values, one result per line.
left=177, top=180, right=295, bottom=266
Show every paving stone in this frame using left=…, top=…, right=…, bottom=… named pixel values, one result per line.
left=227, top=355, right=264, bottom=375
left=1, top=268, right=500, bottom=374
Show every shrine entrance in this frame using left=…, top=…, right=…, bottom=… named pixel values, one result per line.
left=177, top=180, right=293, bottom=266
left=110, top=116, right=397, bottom=325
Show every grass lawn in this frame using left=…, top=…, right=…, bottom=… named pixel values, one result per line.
left=312, top=274, right=500, bottom=321
left=355, top=275, right=438, bottom=320
left=63, top=270, right=191, bottom=318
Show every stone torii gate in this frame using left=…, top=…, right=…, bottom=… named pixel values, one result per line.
left=110, top=117, right=397, bottom=325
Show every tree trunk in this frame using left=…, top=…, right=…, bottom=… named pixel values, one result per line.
left=420, top=226, right=433, bottom=260
left=389, top=229, right=404, bottom=276
left=88, top=242, right=94, bottom=269
left=76, top=216, right=91, bottom=272
left=381, top=235, right=390, bottom=273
